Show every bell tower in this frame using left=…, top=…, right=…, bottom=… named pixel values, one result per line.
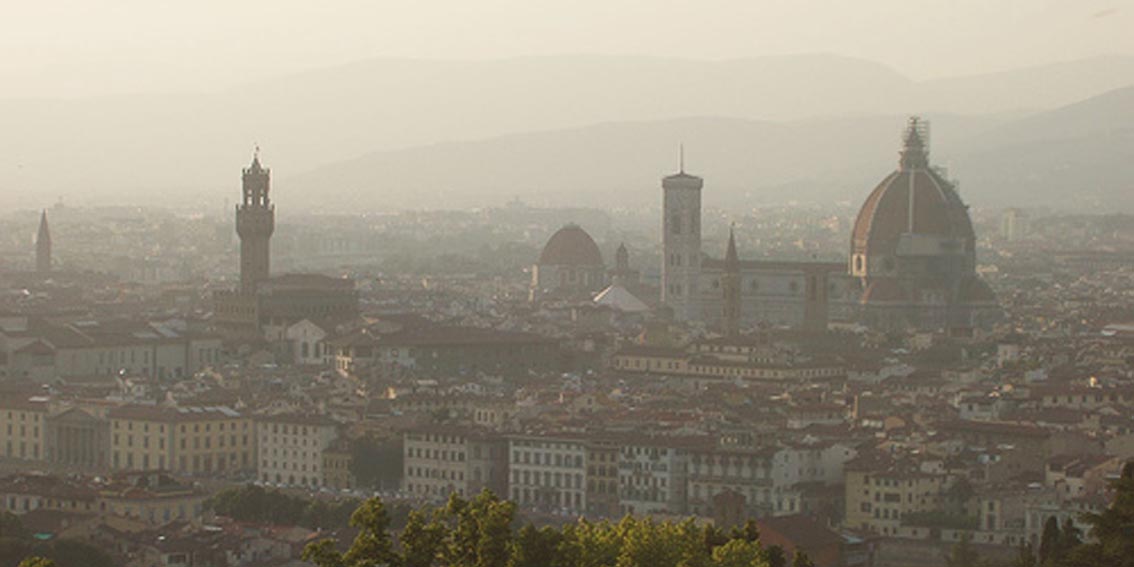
left=661, top=146, right=703, bottom=321
left=236, top=150, right=274, bottom=293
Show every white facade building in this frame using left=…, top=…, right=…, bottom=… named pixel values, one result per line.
left=508, top=435, right=587, bottom=514
left=257, top=414, right=338, bottom=488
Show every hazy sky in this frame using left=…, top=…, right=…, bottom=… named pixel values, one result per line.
left=3, top=0, right=1132, bottom=97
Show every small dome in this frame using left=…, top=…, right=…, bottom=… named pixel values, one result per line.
left=538, top=224, right=604, bottom=266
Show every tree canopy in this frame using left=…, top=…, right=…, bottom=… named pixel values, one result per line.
left=302, top=490, right=816, bottom=567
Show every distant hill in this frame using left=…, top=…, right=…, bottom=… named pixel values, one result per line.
left=951, top=85, right=1134, bottom=210
left=278, top=114, right=1003, bottom=210
left=1, top=54, right=1133, bottom=210
left=281, top=85, right=1134, bottom=211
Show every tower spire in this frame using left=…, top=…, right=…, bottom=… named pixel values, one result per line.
left=899, top=116, right=929, bottom=170
left=725, top=224, right=739, bottom=269
left=36, top=209, right=52, bottom=274
left=679, top=143, right=685, bottom=174
left=721, top=223, right=741, bottom=337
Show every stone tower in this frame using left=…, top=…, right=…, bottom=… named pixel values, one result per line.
left=35, top=210, right=51, bottom=274
left=661, top=149, right=703, bottom=321
left=721, top=226, right=740, bottom=337
left=236, top=151, right=274, bottom=293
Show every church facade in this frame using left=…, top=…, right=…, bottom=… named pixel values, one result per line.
left=660, top=167, right=856, bottom=332
left=661, top=117, right=998, bottom=333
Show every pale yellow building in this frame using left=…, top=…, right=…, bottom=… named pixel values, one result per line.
left=844, top=453, right=949, bottom=535
left=108, top=405, right=254, bottom=476
left=0, top=396, right=49, bottom=462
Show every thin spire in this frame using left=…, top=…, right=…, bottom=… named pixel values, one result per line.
left=36, top=209, right=52, bottom=274
left=37, top=209, right=50, bottom=243
left=725, top=224, right=739, bottom=269
left=250, top=144, right=262, bottom=170
left=899, top=116, right=929, bottom=170
left=679, top=143, right=685, bottom=174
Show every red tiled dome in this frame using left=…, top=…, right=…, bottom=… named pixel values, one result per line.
left=538, top=224, right=604, bottom=266
left=851, top=119, right=974, bottom=258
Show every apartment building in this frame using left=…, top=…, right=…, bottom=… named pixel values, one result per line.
left=508, top=434, right=587, bottom=514
left=403, top=426, right=506, bottom=501
left=844, top=452, right=950, bottom=535
left=107, top=405, right=253, bottom=476
left=257, top=413, right=339, bottom=487
left=0, top=397, right=48, bottom=462
left=618, top=437, right=694, bottom=516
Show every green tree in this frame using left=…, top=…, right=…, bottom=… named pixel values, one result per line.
left=1009, top=542, right=1036, bottom=567
left=302, top=541, right=347, bottom=567
left=475, top=496, right=516, bottom=567
left=1038, top=517, right=1061, bottom=566
left=343, top=498, right=400, bottom=567
left=1076, top=461, right=1134, bottom=567
left=945, top=534, right=979, bottom=567
left=790, top=550, right=816, bottom=567
left=1057, top=518, right=1082, bottom=562
left=17, top=559, right=56, bottom=567
left=709, top=539, right=767, bottom=567
left=302, top=497, right=398, bottom=567
left=763, top=545, right=787, bottom=567
left=729, top=520, right=761, bottom=544
left=400, top=510, right=445, bottom=567
left=509, top=525, right=561, bottom=567
left=559, top=519, right=621, bottom=567
left=701, top=523, right=730, bottom=557
left=615, top=518, right=684, bottom=567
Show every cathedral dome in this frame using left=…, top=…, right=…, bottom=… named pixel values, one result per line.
left=851, top=117, right=975, bottom=263
left=538, top=224, right=604, bottom=266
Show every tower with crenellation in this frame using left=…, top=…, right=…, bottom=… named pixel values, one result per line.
left=236, top=151, right=274, bottom=294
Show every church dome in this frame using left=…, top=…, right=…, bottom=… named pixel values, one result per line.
left=538, top=224, right=604, bottom=266
left=851, top=117, right=975, bottom=261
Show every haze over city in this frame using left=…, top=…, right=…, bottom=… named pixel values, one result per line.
left=2, top=1, right=1134, bottom=211
left=1, top=4, right=1134, bottom=567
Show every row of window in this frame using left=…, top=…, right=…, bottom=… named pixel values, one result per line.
left=113, top=433, right=248, bottom=450
left=511, top=450, right=583, bottom=468
left=114, top=420, right=249, bottom=433
left=511, top=469, right=583, bottom=489
left=262, top=459, right=318, bottom=473
left=408, top=447, right=466, bottom=461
